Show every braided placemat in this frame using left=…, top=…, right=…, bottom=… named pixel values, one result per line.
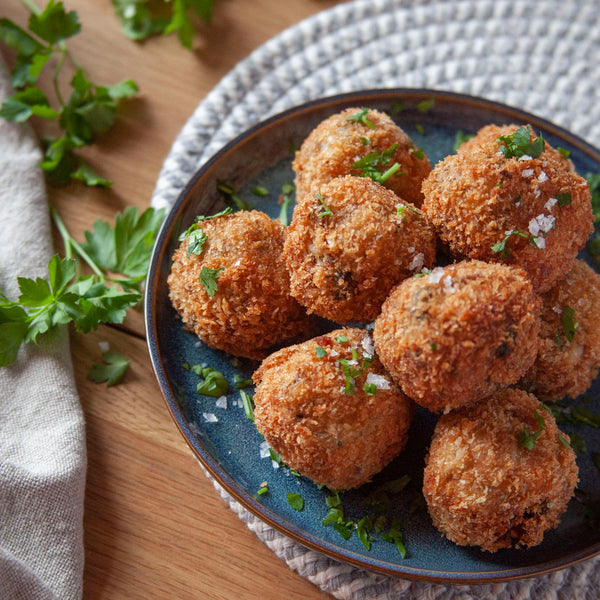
left=151, top=1, right=600, bottom=597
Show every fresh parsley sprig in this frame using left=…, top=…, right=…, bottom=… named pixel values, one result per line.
left=0, top=0, right=139, bottom=186
left=0, top=205, right=164, bottom=367
left=111, top=0, right=214, bottom=49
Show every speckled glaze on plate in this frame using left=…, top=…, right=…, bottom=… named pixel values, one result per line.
left=145, top=90, right=600, bottom=583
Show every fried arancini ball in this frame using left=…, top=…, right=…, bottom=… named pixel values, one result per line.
left=373, top=260, right=541, bottom=413
left=422, top=124, right=594, bottom=292
left=283, top=175, right=437, bottom=324
left=423, top=388, right=578, bottom=552
left=252, top=327, right=414, bottom=490
left=168, top=210, right=313, bottom=360
left=520, top=258, right=600, bottom=401
left=293, top=107, right=431, bottom=207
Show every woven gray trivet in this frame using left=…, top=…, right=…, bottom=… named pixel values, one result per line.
left=152, top=1, right=600, bottom=598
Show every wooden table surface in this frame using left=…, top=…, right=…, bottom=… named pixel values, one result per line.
left=2, top=1, right=347, bottom=598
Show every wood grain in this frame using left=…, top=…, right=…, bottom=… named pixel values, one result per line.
left=1, top=1, right=345, bottom=597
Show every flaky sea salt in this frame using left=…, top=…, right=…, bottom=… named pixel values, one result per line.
left=202, top=413, right=218, bottom=423
left=365, top=372, right=391, bottom=390
left=215, top=395, right=228, bottom=409
left=428, top=266, right=445, bottom=284
left=522, top=168, right=534, bottom=178
left=409, top=252, right=425, bottom=271
left=361, top=334, right=375, bottom=357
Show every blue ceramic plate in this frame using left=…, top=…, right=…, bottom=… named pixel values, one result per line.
left=145, top=90, right=600, bottom=583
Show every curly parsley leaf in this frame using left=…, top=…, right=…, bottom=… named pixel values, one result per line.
left=88, top=351, right=130, bottom=386
left=346, top=107, right=375, bottom=129
left=287, top=492, right=305, bottom=512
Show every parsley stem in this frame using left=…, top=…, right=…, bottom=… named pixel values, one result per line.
left=49, top=206, right=105, bottom=281
left=20, top=0, right=41, bottom=16
left=53, top=46, right=68, bottom=107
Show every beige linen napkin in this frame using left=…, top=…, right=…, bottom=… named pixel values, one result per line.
left=0, top=58, right=86, bottom=599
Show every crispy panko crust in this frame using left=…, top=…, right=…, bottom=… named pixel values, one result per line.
left=293, top=107, right=431, bottom=207
left=521, top=258, right=600, bottom=401
left=423, top=388, right=578, bottom=552
left=168, top=210, right=314, bottom=360
left=283, top=175, right=437, bottom=324
left=422, top=124, right=594, bottom=292
left=252, top=327, right=415, bottom=490
left=373, top=260, right=541, bottom=413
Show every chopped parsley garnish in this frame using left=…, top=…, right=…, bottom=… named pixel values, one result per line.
left=346, top=107, right=375, bottom=129
left=334, top=335, right=349, bottom=343
left=338, top=358, right=362, bottom=395
left=179, top=207, right=232, bottom=254
left=453, top=130, right=474, bottom=152
left=240, top=389, right=255, bottom=422
left=356, top=515, right=374, bottom=550
left=316, top=192, right=332, bottom=217
left=586, top=172, right=600, bottom=221
left=233, top=373, right=253, bottom=389
left=547, top=401, right=600, bottom=428
left=351, top=144, right=405, bottom=185
left=412, top=148, right=425, bottom=160
left=556, top=192, right=572, bottom=207
left=519, top=409, right=546, bottom=450
left=255, top=484, right=269, bottom=498
left=217, top=180, right=252, bottom=210
left=381, top=518, right=407, bottom=558
left=279, top=182, right=294, bottom=225
left=414, top=123, right=426, bottom=135
left=315, top=346, right=327, bottom=358
left=557, top=147, right=571, bottom=159
left=185, top=228, right=208, bottom=257
left=430, top=342, right=437, bottom=351
left=360, top=136, right=371, bottom=146
left=199, top=266, right=223, bottom=297
left=416, top=98, right=435, bottom=113
left=363, top=383, right=377, bottom=396
left=497, top=125, right=545, bottom=159
left=252, top=185, right=269, bottom=197
left=287, top=492, right=305, bottom=511
left=88, top=351, right=130, bottom=387
left=491, top=229, right=534, bottom=257
left=561, top=305, right=578, bottom=343
left=390, top=101, right=406, bottom=115
left=192, top=365, right=229, bottom=397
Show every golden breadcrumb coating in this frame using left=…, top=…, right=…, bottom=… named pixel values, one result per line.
left=373, top=260, right=541, bottom=413
left=521, top=258, right=600, bottom=401
left=422, top=124, right=594, bottom=292
left=283, top=175, right=437, bottom=323
left=252, top=327, right=414, bottom=490
left=293, top=107, right=431, bottom=207
left=168, top=210, right=314, bottom=360
left=423, top=388, right=578, bottom=552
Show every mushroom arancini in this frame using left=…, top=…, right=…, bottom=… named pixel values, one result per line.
left=168, top=210, right=313, bottom=360
left=373, top=260, right=541, bottom=413
left=283, top=175, right=437, bottom=324
left=293, top=107, right=431, bottom=208
left=252, top=328, right=414, bottom=490
left=521, top=258, right=600, bottom=401
left=423, top=388, right=578, bottom=552
left=422, top=124, right=594, bottom=292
